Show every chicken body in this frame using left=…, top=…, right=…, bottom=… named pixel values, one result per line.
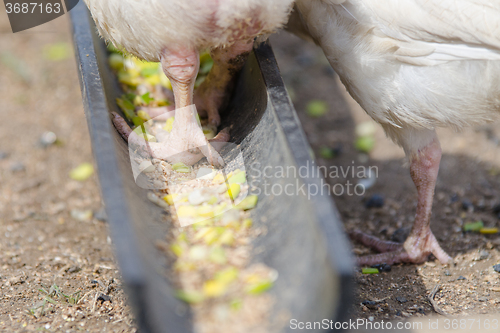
left=293, top=0, right=500, bottom=265
left=84, top=0, right=293, bottom=166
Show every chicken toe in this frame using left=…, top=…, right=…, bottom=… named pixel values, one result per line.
left=194, top=39, right=254, bottom=127
left=351, top=136, right=452, bottom=266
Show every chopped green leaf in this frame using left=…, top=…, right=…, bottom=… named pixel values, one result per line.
left=116, top=96, right=136, bottom=120
left=236, top=195, right=258, bottom=210
left=355, top=136, right=375, bottom=153
left=141, top=92, right=154, bottom=104
left=245, top=280, right=273, bottom=295
left=306, top=100, right=328, bottom=117
left=175, top=290, right=204, bottom=304
left=228, top=171, right=246, bottom=184
left=361, top=267, right=379, bottom=274
left=43, top=42, right=71, bottom=61
left=172, top=162, right=191, bottom=173
left=108, top=53, right=124, bottom=71
left=319, top=146, right=335, bottom=159
left=463, top=220, right=484, bottom=232
left=69, top=163, right=94, bottom=181
left=209, top=246, right=226, bottom=264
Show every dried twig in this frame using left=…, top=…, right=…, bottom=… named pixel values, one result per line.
left=91, top=291, right=99, bottom=314
left=428, top=284, right=448, bottom=316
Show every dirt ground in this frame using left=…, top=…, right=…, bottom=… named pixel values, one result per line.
left=2, top=7, right=500, bottom=333
left=270, top=31, right=500, bottom=323
left=0, top=14, right=136, bottom=333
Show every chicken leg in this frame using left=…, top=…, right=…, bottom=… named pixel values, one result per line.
left=350, top=137, right=452, bottom=266
left=112, top=46, right=227, bottom=167
left=194, top=39, right=254, bottom=128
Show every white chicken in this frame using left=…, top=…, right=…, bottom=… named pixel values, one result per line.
left=292, top=0, right=500, bottom=265
left=83, top=0, right=293, bottom=166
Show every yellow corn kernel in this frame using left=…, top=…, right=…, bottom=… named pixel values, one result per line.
left=217, top=230, right=235, bottom=246
left=177, top=205, right=197, bottom=217
left=197, top=205, right=214, bottom=217
left=145, top=74, right=161, bottom=86
left=215, top=267, right=239, bottom=285
left=228, top=170, right=246, bottom=184
left=203, top=280, right=226, bottom=297
left=170, top=243, right=183, bottom=257
left=227, top=183, right=241, bottom=200
left=212, top=173, right=225, bottom=184
left=163, top=117, right=175, bottom=132
left=163, top=194, right=178, bottom=205
left=137, top=110, right=151, bottom=121
left=241, top=218, right=253, bottom=229
left=480, top=227, right=498, bottom=234
left=207, top=196, right=218, bottom=205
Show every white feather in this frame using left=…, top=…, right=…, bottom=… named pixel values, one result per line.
left=83, top=0, right=293, bottom=62
left=294, top=0, right=500, bottom=153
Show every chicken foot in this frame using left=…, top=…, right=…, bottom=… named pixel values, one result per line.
left=112, top=110, right=229, bottom=166
left=350, top=137, right=452, bottom=266
left=112, top=46, right=228, bottom=166
left=194, top=39, right=254, bottom=128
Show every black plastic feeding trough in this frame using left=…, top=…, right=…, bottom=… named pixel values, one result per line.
left=70, top=2, right=354, bottom=332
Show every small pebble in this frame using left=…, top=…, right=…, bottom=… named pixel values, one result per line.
left=362, top=300, right=377, bottom=309
left=39, top=131, right=57, bottom=147
left=371, top=263, right=391, bottom=272
left=70, top=209, right=93, bottom=222
left=478, top=250, right=490, bottom=260
left=457, top=276, right=466, bottom=280
left=444, top=270, right=451, bottom=276
left=66, top=266, right=81, bottom=273
left=493, top=264, right=500, bottom=273
left=10, top=162, right=25, bottom=172
left=396, top=296, right=407, bottom=303
left=449, top=193, right=459, bottom=203
left=295, top=54, right=315, bottom=67
left=358, top=168, right=377, bottom=191
left=478, top=297, right=488, bottom=302
left=196, top=167, right=216, bottom=180
left=462, top=199, right=473, bottom=211
left=97, top=293, right=111, bottom=303
left=94, top=207, right=108, bottom=222
left=391, top=227, right=411, bottom=243
left=365, top=194, right=384, bottom=208
left=493, top=204, right=500, bottom=219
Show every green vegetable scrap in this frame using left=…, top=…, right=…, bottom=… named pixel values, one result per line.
left=319, top=146, right=335, bottom=159
left=175, top=290, right=204, bottom=304
left=355, top=121, right=377, bottom=153
left=355, top=136, right=375, bottom=153
left=245, top=280, right=274, bottom=295
left=463, top=220, right=484, bottom=232
left=306, top=100, right=328, bottom=117
left=69, top=163, right=94, bottom=181
left=236, top=195, right=258, bottom=211
left=172, top=162, right=191, bottom=173
left=43, top=42, right=71, bottom=61
left=361, top=267, right=379, bottom=274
